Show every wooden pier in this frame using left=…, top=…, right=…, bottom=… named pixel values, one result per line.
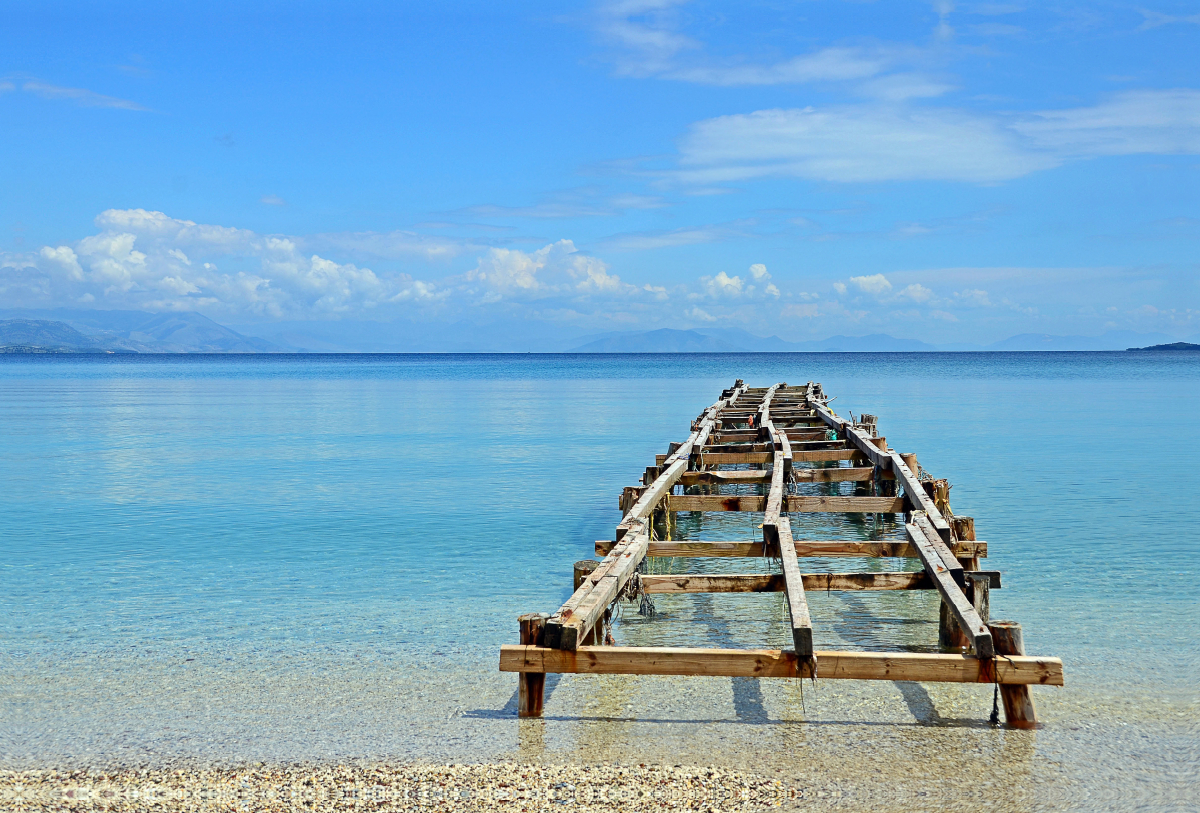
left=499, top=381, right=1062, bottom=727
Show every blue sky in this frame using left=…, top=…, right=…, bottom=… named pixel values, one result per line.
left=2, top=0, right=1198, bottom=345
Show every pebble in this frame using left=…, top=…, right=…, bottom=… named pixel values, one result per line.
left=0, top=763, right=800, bottom=811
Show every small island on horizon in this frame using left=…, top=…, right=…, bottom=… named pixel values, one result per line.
left=1127, top=342, right=1200, bottom=352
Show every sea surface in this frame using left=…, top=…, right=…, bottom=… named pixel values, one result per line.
left=1, top=353, right=1196, bottom=809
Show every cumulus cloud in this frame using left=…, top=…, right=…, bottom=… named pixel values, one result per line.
left=466, top=239, right=633, bottom=300
left=849, top=273, right=894, bottom=296
left=701, top=271, right=745, bottom=298
left=0, top=209, right=439, bottom=317
left=899, top=283, right=933, bottom=302
left=748, top=263, right=769, bottom=280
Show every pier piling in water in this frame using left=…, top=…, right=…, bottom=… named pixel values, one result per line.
left=502, top=380, right=1062, bottom=727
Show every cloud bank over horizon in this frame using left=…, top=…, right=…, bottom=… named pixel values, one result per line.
left=2, top=1, right=1197, bottom=344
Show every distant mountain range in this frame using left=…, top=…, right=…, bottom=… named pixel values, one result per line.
left=2, top=309, right=1195, bottom=354
left=0, top=310, right=282, bottom=353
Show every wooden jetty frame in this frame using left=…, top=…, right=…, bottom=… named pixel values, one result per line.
left=500, top=381, right=1063, bottom=727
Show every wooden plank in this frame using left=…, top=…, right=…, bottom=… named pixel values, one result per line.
left=596, top=538, right=988, bottom=558
left=680, top=450, right=865, bottom=465
left=769, top=517, right=813, bottom=659
left=667, top=495, right=906, bottom=513
left=889, top=452, right=953, bottom=543
left=545, top=519, right=647, bottom=649
left=906, top=517, right=994, bottom=658
left=560, top=528, right=650, bottom=650
left=499, top=645, right=1064, bottom=686
left=639, top=571, right=1000, bottom=593
left=616, top=458, right=686, bottom=539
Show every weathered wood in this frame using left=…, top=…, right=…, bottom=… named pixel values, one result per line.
left=667, top=495, right=906, bottom=513
left=770, top=518, right=814, bottom=659
left=988, top=621, right=1039, bottom=728
left=907, top=517, right=994, bottom=658
left=573, top=559, right=599, bottom=592
left=889, top=452, right=954, bottom=543
left=561, top=528, right=649, bottom=650
left=639, top=570, right=1000, bottom=593
left=500, top=645, right=1064, bottom=686
left=616, top=458, right=686, bottom=539
left=517, top=613, right=548, bottom=718
left=661, top=449, right=866, bottom=465
left=679, top=467, right=888, bottom=485
left=596, top=538, right=989, bottom=559
left=545, top=518, right=649, bottom=649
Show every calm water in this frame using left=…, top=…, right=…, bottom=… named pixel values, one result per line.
left=2, top=353, right=1196, bottom=808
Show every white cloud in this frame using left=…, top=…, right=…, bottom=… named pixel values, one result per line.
left=669, top=89, right=1200, bottom=186
left=604, top=225, right=734, bottom=250
left=1013, top=89, right=1200, bottom=156
left=954, top=288, right=992, bottom=307
left=466, top=239, right=633, bottom=299
left=701, top=271, right=744, bottom=298
left=849, top=273, right=893, bottom=296
left=1, top=209, right=439, bottom=317
left=676, top=106, right=1056, bottom=184
left=899, top=283, right=934, bottom=302
left=748, top=263, right=770, bottom=280
left=833, top=282, right=847, bottom=295
left=21, top=80, right=148, bottom=111
left=765, top=283, right=780, bottom=298
left=261, top=195, right=287, bottom=206
left=668, top=47, right=891, bottom=87
left=685, top=306, right=716, bottom=322
left=0, top=81, right=14, bottom=93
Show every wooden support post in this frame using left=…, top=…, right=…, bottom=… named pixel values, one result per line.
left=517, top=613, right=548, bottom=718
left=988, top=621, right=1038, bottom=729
left=952, top=515, right=979, bottom=570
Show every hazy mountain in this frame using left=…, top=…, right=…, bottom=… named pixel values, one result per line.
left=0, top=309, right=284, bottom=353
left=0, top=319, right=114, bottom=352
left=987, top=330, right=1177, bottom=351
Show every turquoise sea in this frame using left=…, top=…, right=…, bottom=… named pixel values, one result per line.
left=1, top=353, right=1196, bottom=809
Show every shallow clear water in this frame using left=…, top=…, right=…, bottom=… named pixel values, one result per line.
left=2, top=353, right=1196, bottom=807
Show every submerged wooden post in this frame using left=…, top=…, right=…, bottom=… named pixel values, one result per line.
left=518, top=613, right=548, bottom=717
left=989, top=620, right=1038, bottom=729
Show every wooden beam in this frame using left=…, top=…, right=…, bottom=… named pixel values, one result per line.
left=667, top=495, right=906, bottom=513
left=499, top=645, right=1064, bottom=686
left=545, top=518, right=647, bottom=649
left=906, top=516, right=994, bottom=658
left=889, top=452, right=954, bottom=543
left=559, top=527, right=650, bottom=650
left=596, top=539, right=989, bottom=558
left=638, top=571, right=1001, bottom=593
left=674, top=450, right=867, bottom=465
left=770, top=518, right=814, bottom=659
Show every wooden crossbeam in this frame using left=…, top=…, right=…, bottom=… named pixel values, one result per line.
left=677, top=466, right=887, bottom=486
left=668, top=450, right=866, bottom=465
left=666, top=495, right=906, bottom=513
left=595, top=538, right=989, bottom=558
left=500, top=646, right=1064, bottom=686
left=906, top=515, right=994, bottom=658
left=639, top=571, right=1001, bottom=593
